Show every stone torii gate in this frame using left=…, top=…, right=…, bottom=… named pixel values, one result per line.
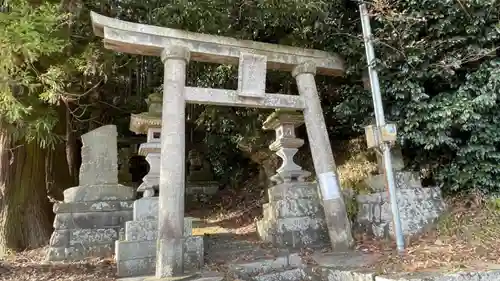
left=91, top=12, right=353, bottom=278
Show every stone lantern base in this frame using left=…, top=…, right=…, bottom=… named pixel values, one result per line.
left=257, top=182, right=329, bottom=248
left=114, top=197, right=204, bottom=277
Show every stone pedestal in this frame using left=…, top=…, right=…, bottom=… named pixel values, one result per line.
left=47, top=125, right=135, bottom=261
left=356, top=147, right=446, bottom=238
left=257, top=110, right=328, bottom=248
left=115, top=197, right=204, bottom=277
left=257, top=182, right=328, bottom=248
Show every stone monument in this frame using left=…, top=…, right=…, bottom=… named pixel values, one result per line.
left=186, top=148, right=218, bottom=198
left=46, top=125, right=135, bottom=261
left=91, top=11, right=353, bottom=279
left=257, top=110, right=328, bottom=248
left=356, top=147, right=446, bottom=238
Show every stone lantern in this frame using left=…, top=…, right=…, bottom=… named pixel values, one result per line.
left=262, top=109, right=311, bottom=183
left=257, top=109, right=328, bottom=248
left=129, top=93, right=162, bottom=197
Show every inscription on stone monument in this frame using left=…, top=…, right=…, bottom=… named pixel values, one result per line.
left=237, top=52, right=267, bottom=98
left=79, top=125, right=119, bottom=186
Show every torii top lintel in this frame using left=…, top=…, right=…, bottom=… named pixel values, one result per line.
left=90, top=12, right=345, bottom=76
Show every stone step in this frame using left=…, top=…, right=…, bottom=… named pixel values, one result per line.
left=251, top=268, right=306, bottom=281
left=115, top=236, right=204, bottom=277
left=205, top=241, right=256, bottom=254
left=117, top=271, right=224, bottom=281
left=310, top=267, right=375, bottom=281
left=124, top=218, right=193, bottom=241
left=228, top=253, right=302, bottom=278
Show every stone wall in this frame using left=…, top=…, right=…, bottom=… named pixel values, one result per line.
left=356, top=171, right=446, bottom=238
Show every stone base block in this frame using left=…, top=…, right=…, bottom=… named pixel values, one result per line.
left=47, top=241, right=114, bottom=261
left=267, top=182, right=319, bottom=201
left=47, top=196, right=134, bottom=261
left=263, top=199, right=322, bottom=219
left=54, top=200, right=134, bottom=213
left=63, top=184, right=135, bottom=202
left=258, top=182, right=328, bottom=248
left=356, top=187, right=446, bottom=238
left=47, top=223, right=128, bottom=261
left=125, top=218, right=193, bottom=241
left=49, top=228, right=120, bottom=248
left=116, top=236, right=204, bottom=277
left=133, top=198, right=204, bottom=223
left=257, top=216, right=328, bottom=248
left=133, top=197, right=158, bottom=221
left=53, top=210, right=132, bottom=229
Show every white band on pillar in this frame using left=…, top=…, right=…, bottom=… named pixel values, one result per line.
left=318, top=171, right=341, bottom=200
left=292, top=61, right=317, bottom=78
left=161, top=46, right=191, bottom=63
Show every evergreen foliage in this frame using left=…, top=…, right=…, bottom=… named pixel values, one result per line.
left=1, top=0, right=500, bottom=194
left=0, top=0, right=69, bottom=146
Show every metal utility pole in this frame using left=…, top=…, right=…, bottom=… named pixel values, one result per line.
left=359, top=3, right=405, bottom=253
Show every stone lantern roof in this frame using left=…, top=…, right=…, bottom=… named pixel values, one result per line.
left=262, top=109, right=304, bottom=131
left=129, top=93, right=162, bottom=134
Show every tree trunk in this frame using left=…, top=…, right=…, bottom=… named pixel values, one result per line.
left=0, top=126, right=53, bottom=254
left=46, top=101, right=79, bottom=202
left=65, top=102, right=80, bottom=184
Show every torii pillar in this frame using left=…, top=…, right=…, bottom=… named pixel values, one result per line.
left=156, top=46, right=190, bottom=277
